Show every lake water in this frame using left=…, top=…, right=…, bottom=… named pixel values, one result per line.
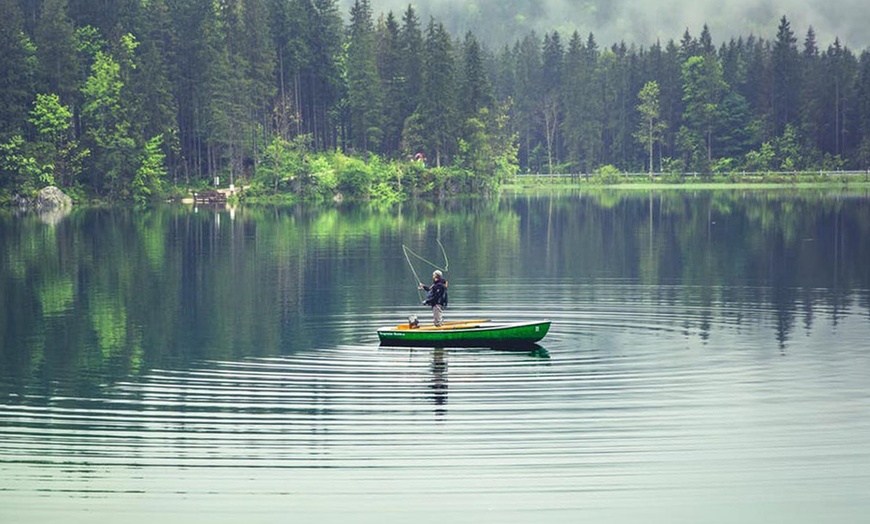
left=2, top=190, right=869, bottom=523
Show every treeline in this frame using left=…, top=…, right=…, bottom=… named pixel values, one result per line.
left=514, top=19, right=870, bottom=175
left=1, top=1, right=870, bottom=203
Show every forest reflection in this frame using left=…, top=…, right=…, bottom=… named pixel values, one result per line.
left=1, top=190, right=868, bottom=397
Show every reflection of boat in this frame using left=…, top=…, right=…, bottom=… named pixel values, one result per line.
left=377, top=319, right=551, bottom=348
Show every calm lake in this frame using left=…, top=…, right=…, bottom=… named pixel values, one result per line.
left=2, top=190, right=870, bottom=523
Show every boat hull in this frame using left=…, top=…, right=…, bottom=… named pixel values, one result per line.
left=378, top=320, right=551, bottom=348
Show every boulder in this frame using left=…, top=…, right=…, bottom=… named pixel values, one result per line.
left=34, top=186, right=72, bottom=211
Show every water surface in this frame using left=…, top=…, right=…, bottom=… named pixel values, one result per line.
left=2, top=190, right=869, bottom=522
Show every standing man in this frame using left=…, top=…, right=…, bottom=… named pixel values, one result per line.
left=420, top=270, right=448, bottom=327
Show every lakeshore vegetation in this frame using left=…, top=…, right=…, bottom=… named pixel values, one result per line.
left=3, top=0, right=870, bottom=204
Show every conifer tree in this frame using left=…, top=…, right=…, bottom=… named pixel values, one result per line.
left=130, top=0, right=178, bottom=180
left=460, top=32, right=493, bottom=118
left=856, top=51, right=870, bottom=167
left=398, top=5, right=424, bottom=153
left=773, top=16, right=800, bottom=137
left=680, top=54, right=727, bottom=169
left=541, top=31, right=563, bottom=172
left=561, top=32, right=584, bottom=171
left=419, top=18, right=456, bottom=167
left=35, top=0, right=80, bottom=106
left=0, top=0, right=35, bottom=140
left=514, top=32, right=542, bottom=171
left=346, top=0, right=383, bottom=153
left=376, top=12, right=403, bottom=155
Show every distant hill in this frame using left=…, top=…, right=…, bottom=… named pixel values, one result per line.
left=340, top=0, right=868, bottom=50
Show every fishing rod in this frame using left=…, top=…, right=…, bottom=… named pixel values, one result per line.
left=402, top=237, right=449, bottom=301
left=403, top=244, right=425, bottom=301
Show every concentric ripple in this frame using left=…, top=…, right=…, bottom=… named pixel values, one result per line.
left=3, top=284, right=870, bottom=522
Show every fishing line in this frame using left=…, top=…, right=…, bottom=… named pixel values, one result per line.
left=403, top=244, right=425, bottom=302
left=437, top=237, right=449, bottom=272
left=402, top=239, right=450, bottom=301
left=403, top=245, right=447, bottom=272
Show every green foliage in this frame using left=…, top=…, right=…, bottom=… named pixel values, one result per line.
left=419, top=19, right=457, bottom=167
left=592, top=164, right=623, bottom=184
left=81, top=46, right=136, bottom=196
left=635, top=80, right=666, bottom=175
left=5, top=2, right=870, bottom=202
left=27, top=92, right=86, bottom=187
left=680, top=54, right=727, bottom=171
left=334, top=155, right=372, bottom=198
left=0, top=0, right=36, bottom=139
left=712, top=157, right=737, bottom=175
left=35, top=0, right=79, bottom=104
left=772, top=124, right=805, bottom=170
left=30, top=93, right=72, bottom=137
left=401, top=112, right=426, bottom=158
left=455, top=104, right=519, bottom=193
left=309, top=155, right=338, bottom=197
left=346, top=0, right=383, bottom=153
left=0, top=135, right=54, bottom=191
left=133, top=135, right=167, bottom=205
left=257, top=134, right=311, bottom=193
left=744, top=142, right=776, bottom=171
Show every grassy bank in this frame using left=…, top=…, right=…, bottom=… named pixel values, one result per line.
left=504, top=172, right=870, bottom=192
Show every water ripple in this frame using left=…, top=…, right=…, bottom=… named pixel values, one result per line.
left=3, top=288, right=870, bottom=522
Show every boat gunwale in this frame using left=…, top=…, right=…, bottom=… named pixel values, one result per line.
left=378, top=319, right=551, bottom=335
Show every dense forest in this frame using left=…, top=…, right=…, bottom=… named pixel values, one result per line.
left=2, top=0, right=870, bottom=203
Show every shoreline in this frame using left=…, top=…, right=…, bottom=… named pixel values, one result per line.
left=5, top=177, right=870, bottom=210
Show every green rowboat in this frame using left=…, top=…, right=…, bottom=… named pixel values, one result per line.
left=377, top=319, right=551, bottom=347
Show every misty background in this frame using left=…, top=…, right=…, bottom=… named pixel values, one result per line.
left=340, top=0, right=869, bottom=50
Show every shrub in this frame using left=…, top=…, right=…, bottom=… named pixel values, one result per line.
left=335, top=156, right=371, bottom=198
left=592, top=164, right=623, bottom=185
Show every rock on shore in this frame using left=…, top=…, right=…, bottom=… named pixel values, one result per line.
left=34, top=186, right=72, bottom=210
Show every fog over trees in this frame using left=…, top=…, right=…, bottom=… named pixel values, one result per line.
left=349, top=0, right=870, bottom=49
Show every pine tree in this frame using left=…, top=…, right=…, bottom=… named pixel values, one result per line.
left=459, top=32, right=493, bottom=118
left=130, top=0, right=178, bottom=180
left=514, top=32, right=542, bottom=171
left=457, top=31, right=496, bottom=177
left=0, top=0, right=35, bottom=140
left=419, top=18, right=456, bottom=167
left=35, top=0, right=80, bottom=106
left=680, top=54, right=727, bottom=170
left=269, top=0, right=307, bottom=139
left=573, top=33, right=604, bottom=172
left=799, top=27, right=824, bottom=161
left=226, top=0, right=276, bottom=180
left=376, top=12, right=403, bottom=156
left=856, top=51, right=870, bottom=167
left=821, top=39, right=859, bottom=159
left=679, top=29, right=698, bottom=62
left=241, top=0, right=277, bottom=138
left=398, top=5, right=424, bottom=150
left=346, top=0, right=383, bottom=153
left=715, top=90, right=753, bottom=162
left=67, top=0, right=138, bottom=35
left=167, top=0, right=223, bottom=179
left=540, top=31, right=563, bottom=173
left=772, top=16, right=800, bottom=137
left=699, top=24, right=715, bottom=56
left=492, top=43, right=516, bottom=104
left=561, top=31, right=584, bottom=171
left=602, top=41, right=636, bottom=170
left=648, top=39, right=684, bottom=165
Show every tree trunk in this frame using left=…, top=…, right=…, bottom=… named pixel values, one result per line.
left=648, top=116, right=653, bottom=180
